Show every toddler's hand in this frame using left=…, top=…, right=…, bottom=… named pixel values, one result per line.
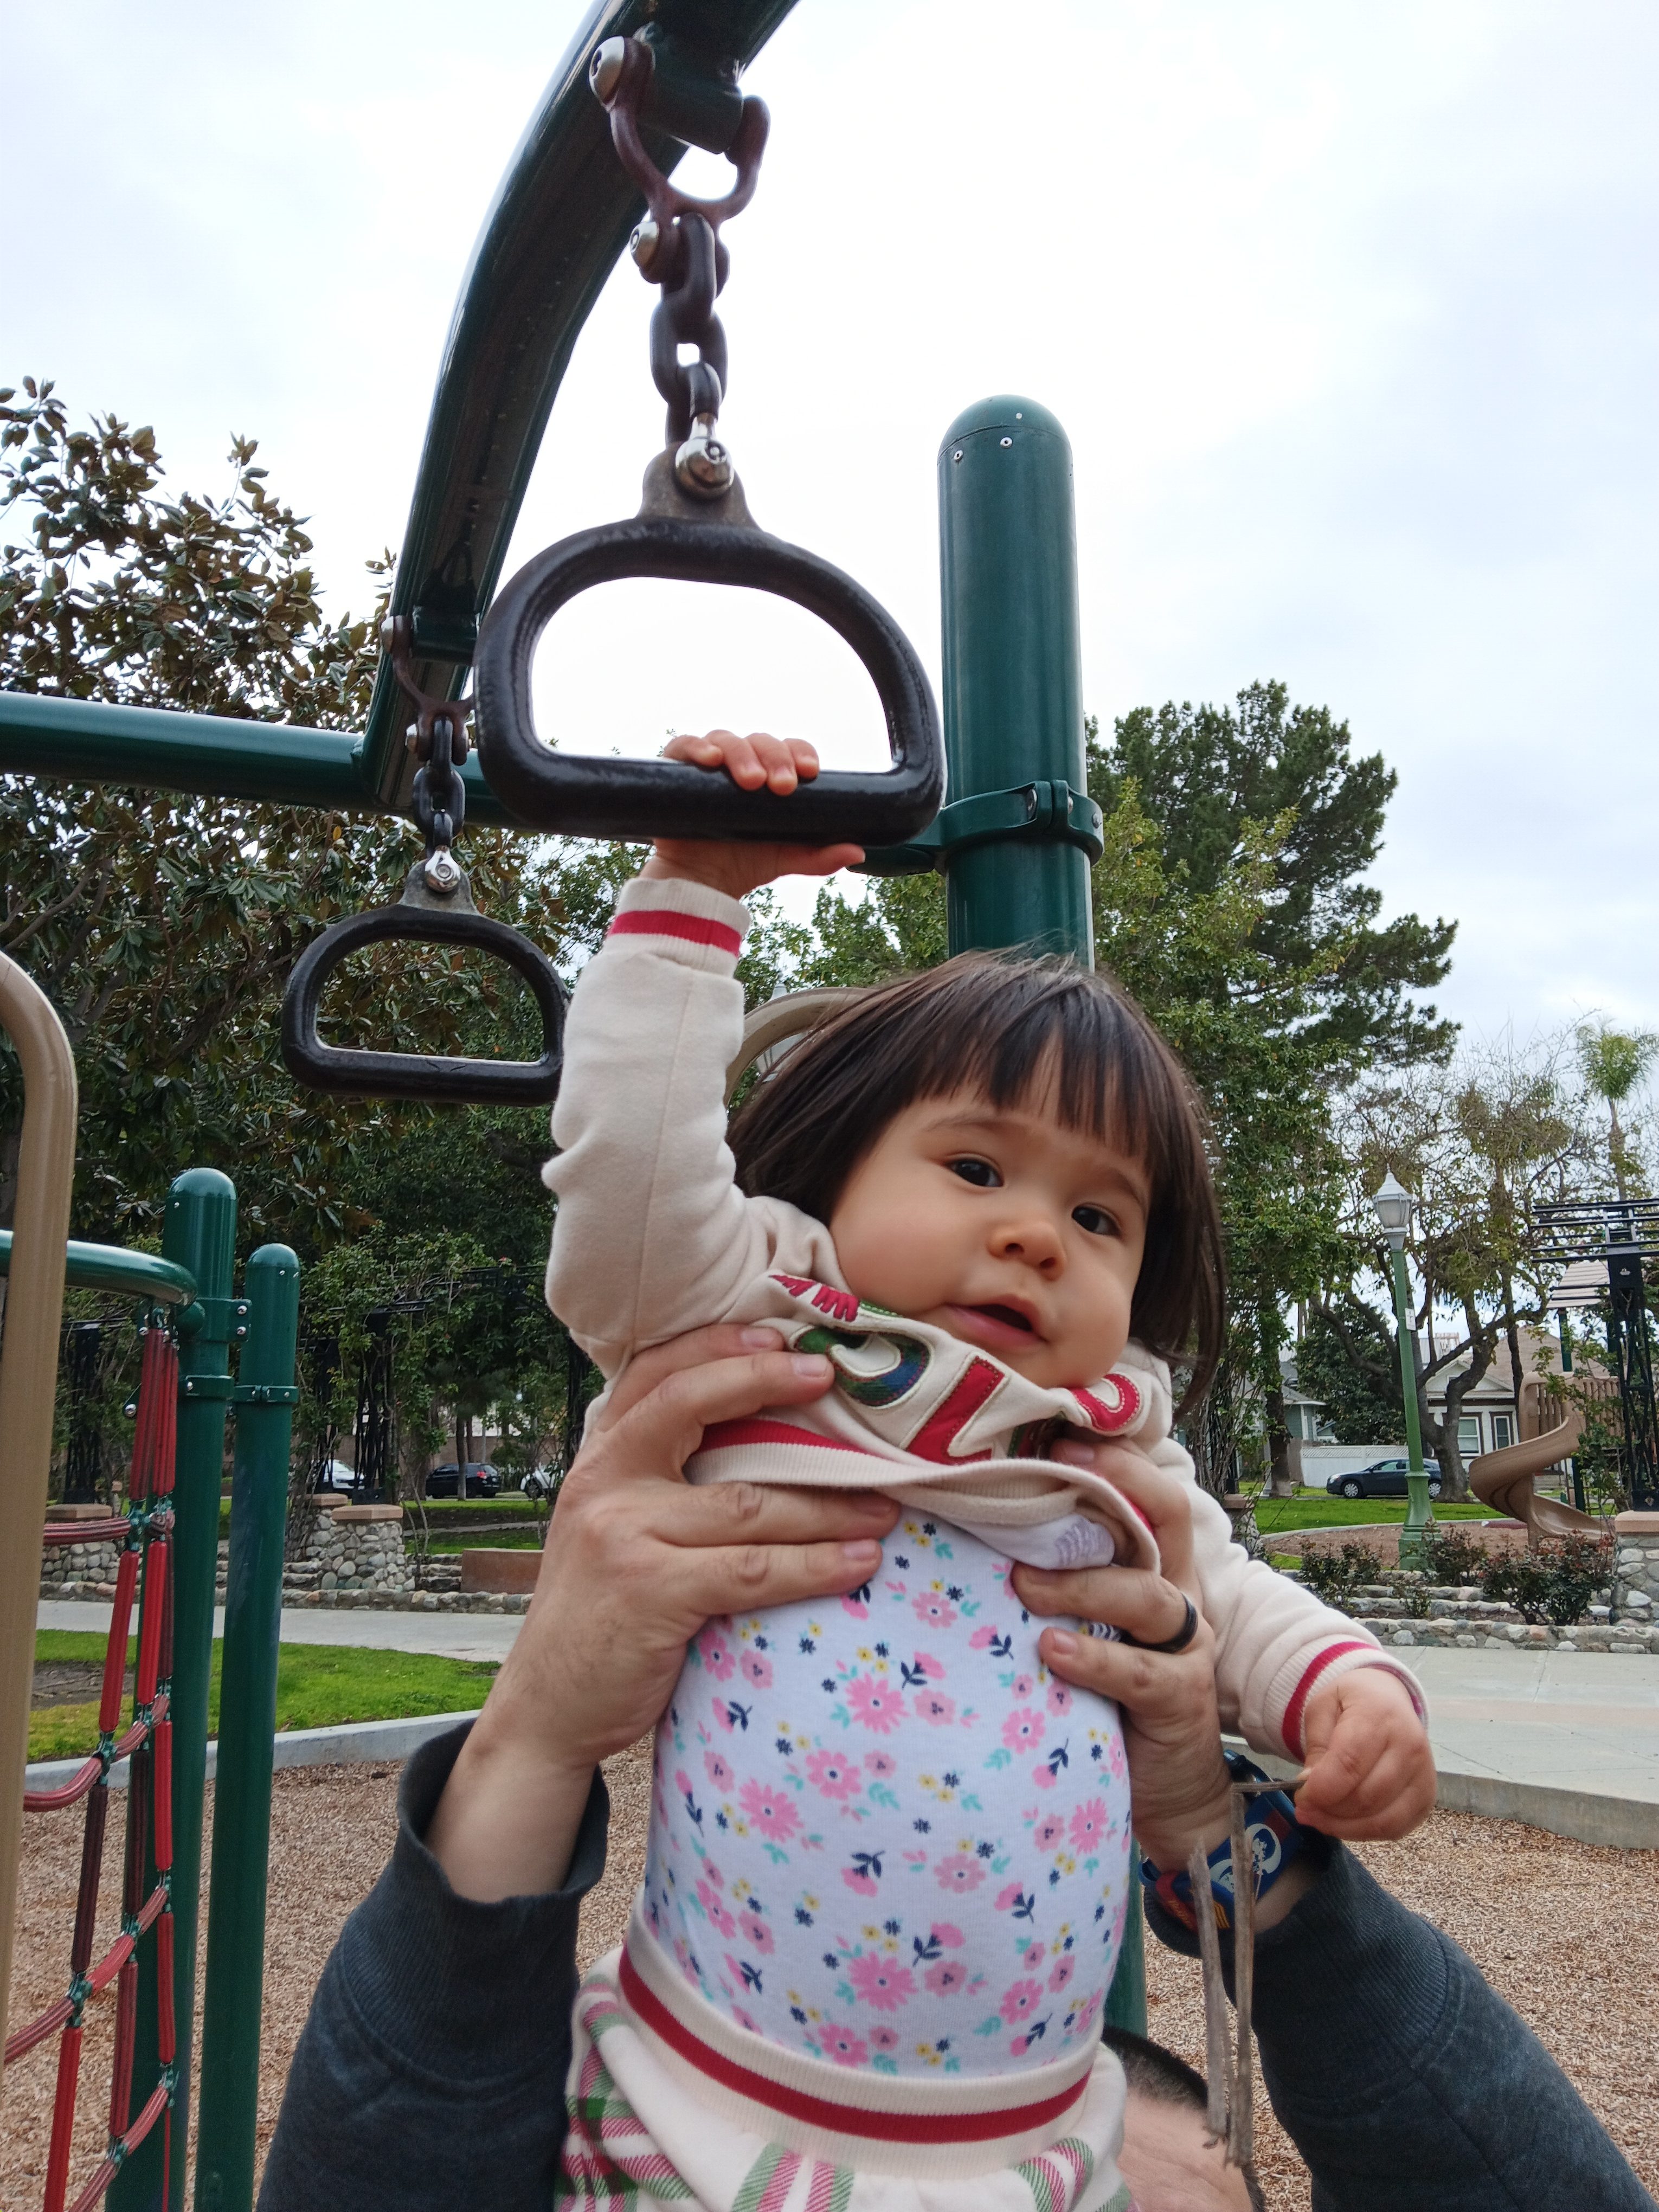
left=1296, top=1666, right=1436, bottom=1840
left=643, top=729, right=864, bottom=900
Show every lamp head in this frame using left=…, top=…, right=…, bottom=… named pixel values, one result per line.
left=1372, top=1169, right=1413, bottom=1249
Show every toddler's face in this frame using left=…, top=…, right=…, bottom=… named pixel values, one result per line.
left=828, top=1075, right=1149, bottom=1390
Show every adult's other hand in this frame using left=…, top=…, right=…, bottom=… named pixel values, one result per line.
left=428, top=1324, right=899, bottom=1901
left=1013, top=1442, right=1237, bottom=1875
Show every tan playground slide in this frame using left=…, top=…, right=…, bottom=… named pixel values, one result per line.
left=1468, top=1404, right=1597, bottom=1543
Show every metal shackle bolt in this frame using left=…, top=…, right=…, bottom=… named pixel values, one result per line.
left=674, top=414, right=734, bottom=499
left=589, top=36, right=626, bottom=104
left=423, top=848, right=463, bottom=896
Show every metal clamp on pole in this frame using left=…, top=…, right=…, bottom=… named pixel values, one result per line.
left=857, top=779, right=1104, bottom=877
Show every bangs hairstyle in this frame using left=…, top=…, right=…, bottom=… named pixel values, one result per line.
left=728, top=953, right=1225, bottom=1412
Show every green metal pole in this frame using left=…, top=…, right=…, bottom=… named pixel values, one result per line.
left=113, top=1171, right=241, bottom=2212
left=936, top=397, right=1094, bottom=963
left=1388, top=1243, right=1434, bottom=1569
left=936, top=397, right=1146, bottom=2026
left=195, top=1245, right=300, bottom=2212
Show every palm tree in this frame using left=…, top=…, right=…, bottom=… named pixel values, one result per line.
left=1578, top=1026, right=1658, bottom=1199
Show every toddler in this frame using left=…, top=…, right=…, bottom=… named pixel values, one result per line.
left=544, top=731, right=1432, bottom=2212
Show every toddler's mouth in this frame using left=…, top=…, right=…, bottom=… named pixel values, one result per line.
left=947, top=1301, right=1041, bottom=1348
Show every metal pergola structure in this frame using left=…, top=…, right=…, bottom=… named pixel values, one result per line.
left=1536, top=1199, right=1659, bottom=1511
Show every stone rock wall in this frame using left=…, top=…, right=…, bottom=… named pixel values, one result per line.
left=39, top=1538, right=123, bottom=1592
left=284, top=1504, right=412, bottom=1597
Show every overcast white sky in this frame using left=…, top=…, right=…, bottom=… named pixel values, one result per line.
left=9, top=1, right=1656, bottom=1045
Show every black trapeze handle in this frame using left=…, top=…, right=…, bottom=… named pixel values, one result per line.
left=472, top=513, right=944, bottom=844
left=281, top=904, right=565, bottom=1105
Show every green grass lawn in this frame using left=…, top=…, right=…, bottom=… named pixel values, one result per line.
left=29, top=1631, right=497, bottom=1764
left=1248, top=1494, right=1503, bottom=1533
left=420, top=1531, right=544, bottom=1554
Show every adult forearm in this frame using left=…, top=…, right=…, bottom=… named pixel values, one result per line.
left=259, top=1726, right=606, bottom=2212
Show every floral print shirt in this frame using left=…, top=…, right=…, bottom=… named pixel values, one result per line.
left=644, top=1516, right=1132, bottom=2080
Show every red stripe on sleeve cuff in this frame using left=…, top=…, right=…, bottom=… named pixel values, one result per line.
left=608, top=909, right=743, bottom=957
left=1280, top=1641, right=1376, bottom=1759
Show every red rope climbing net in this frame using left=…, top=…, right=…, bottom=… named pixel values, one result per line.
left=6, top=1322, right=179, bottom=2212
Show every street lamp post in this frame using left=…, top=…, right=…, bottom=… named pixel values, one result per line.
left=1373, top=1171, right=1435, bottom=1570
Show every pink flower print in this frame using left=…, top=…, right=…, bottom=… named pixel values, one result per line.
left=1069, top=1798, right=1110, bottom=1853
left=847, top=1953, right=915, bottom=2012
left=916, top=1689, right=956, bottom=1726
left=731, top=2004, right=761, bottom=2036
left=934, top=1851, right=986, bottom=1895
left=864, top=1750, right=898, bottom=1778
left=994, top=1883, right=1024, bottom=1912
left=1031, top=1761, right=1058, bottom=1791
left=912, top=1651, right=946, bottom=1681
left=1013, top=1674, right=1036, bottom=1699
left=913, top=1592, right=957, bottom=1629
left=673, top=1769, right=693, bottom=1799
left=740, top=1649, right=774, bottom=1689
left=925, top=1959, right=968, bottom=1996
left=738, top=1778, right=801, bottom=1844
left=870, top=2026, right=899, bottom=2053
left=1000, top=1979, right=1045, bottom=2026
left=1048, top=1956, right=1076, bottom=1994
left=931, top=1922, right=965, bottom=1948
left=822, top=2027, right=869, bottom=2066
left=843, top=1866, right=879, bottom=1898
left=738, top=1911, right=774, bottom=1954
left=846, top=1675, right=906, bottom=1733
left=1046, top=1681, right=1073, bottom=1715
left=1024, top=1942, right=1046, bottom=1969
left=712, top=1701, right=736, bottom=1734
left=697, top=1886, right=737, bottom=1940
left=969, top=1626, right=997, bottom=1650
left=697, top=1628, right=736, bottom=1682
left=1033, top=1814, right=1065, bottom=1852
left=1002, top=1707, right=1046, bottom=1753
left=704, top=1751, right=734, bottom=1790
left=806, top=1748, right=861, bottom=1801
left=840, top=1589, right=870, bottom=1619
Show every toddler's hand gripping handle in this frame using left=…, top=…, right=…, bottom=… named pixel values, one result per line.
left=473, top=472, right=944, bottom=844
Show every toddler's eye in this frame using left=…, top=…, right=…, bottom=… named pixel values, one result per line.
left=1072, top=1204, right=1118, bottom=1238
left=949, top=1157, right=1001, bottom=1188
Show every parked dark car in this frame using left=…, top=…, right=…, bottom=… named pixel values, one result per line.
left=1326, top=1456, right=1443, bottom=1501
left=426, top=1462, right=501, bottom=1500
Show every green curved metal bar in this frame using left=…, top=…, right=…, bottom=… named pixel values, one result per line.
left=359, top=0, right=801, bottom=809
left=0, top=1227, right=198, bottom=1309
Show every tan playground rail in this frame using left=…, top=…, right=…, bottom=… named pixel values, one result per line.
left=0, top=950, right=78, bottom=2087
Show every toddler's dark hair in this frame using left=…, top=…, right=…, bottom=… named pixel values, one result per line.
left=728, top=952, right=1225, bottom=1411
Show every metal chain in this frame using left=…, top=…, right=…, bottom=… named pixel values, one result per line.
left=384, top=615, right=471, bottom=894
left=590, top=35, right=769, bottom=499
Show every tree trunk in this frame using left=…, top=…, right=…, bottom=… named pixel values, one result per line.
left=1259, top=1311, right=1298, bottom=1496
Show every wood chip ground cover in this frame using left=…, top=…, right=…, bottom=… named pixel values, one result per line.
left=3, top=1756, right=1652, bottom=2209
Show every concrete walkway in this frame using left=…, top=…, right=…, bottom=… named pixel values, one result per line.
left=38, top=1597, right=524, bottom=1666
left=40, top=1600, right=1659, bottom=1843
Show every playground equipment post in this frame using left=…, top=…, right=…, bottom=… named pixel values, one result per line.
left=196, top=1243, right=301, bottom=2212
left=933, top=398, right=1145, bottom=2031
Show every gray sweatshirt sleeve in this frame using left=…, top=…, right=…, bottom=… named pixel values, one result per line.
left=256, top=1722, right=605, bottom=2212
left=1145, top=1837, right=1654, bottom=2212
